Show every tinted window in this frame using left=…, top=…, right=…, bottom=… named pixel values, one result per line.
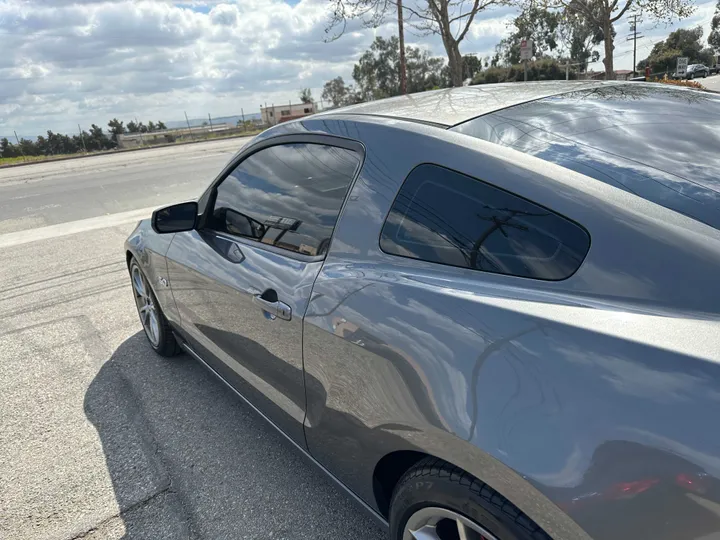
left=380, top=164, right=590, bottom=280
left=452, top=84, right=720, bottom=230
left=211, top=143, right=360, bottom=256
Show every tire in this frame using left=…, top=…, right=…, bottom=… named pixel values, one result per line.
left=389, top=457, right=550, bottom=540
left=129, top=257, right=181, bottom=357
left=689, top=73, right=694, bottom=80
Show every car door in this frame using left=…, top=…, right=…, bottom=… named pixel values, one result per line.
left=165, top=136, right=362, bottom=447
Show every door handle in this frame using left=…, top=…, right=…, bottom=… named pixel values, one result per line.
left=252, top=295, right=292, bottom=321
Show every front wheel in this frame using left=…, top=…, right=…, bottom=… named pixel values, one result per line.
left=390, top=458, right=550, bottom=540
left=129, top=258, right=180, bottom=357
left=689, top=73, right=694, bottom=80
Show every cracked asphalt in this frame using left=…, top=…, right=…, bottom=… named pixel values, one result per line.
left=0, top=140, right=386, bottom=540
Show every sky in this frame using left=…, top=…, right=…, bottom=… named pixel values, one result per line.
left=0, top=0, right=717, bottom=136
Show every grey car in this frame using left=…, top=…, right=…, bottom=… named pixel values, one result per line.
left=125, top=81, right=720, bottom=540
left=677, top=64, right=709, bottom=79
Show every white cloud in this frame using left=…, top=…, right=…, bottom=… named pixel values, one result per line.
left=1, top=0, right=714, bottom=136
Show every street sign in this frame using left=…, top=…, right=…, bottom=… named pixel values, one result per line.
left=520, top=39, right=533, bottom=61
left=676, top=56, right=689, bottom=76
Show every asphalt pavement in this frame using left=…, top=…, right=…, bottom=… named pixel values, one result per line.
left=703, top=73, right=720, bottom=92
left=0, top=139, right=385, bottom=540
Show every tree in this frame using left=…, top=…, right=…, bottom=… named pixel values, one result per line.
left=327, top=0, right=508, bottom=87
left=462, top=54, right=483, bottom=80
left=474, top=57, right=578, bottom=83
left=107, top=118, right=125, bottom=142
left=548, top=0, right=694, bottom=78
left=126, top=121, right=139, bottom=133
left=88, top=124, right=113, bottom=151
left=406, top=46, right=449, bottom=90
left=353, top=36, right=402, bottom=100
left=322, top=76, right=359, bottom=107
left=138, top=122, right=148, bottom=134
left=638, top=26, right=709, bottom=74
left=494, top=6, right=562, bottom=66
left=156, top=121, right=167, bottom=130
left=710, top=0, right=720, bottom=61
left=351, top=36, right=448, bottom=100
left=559, top=10, right=602, bottom=71
left=299, top=88, right=314, bottom=104
left=147, top=121, right=157, bottom=132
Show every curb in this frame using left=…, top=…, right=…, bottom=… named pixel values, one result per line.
left=0, top=132, right=260, bottom=170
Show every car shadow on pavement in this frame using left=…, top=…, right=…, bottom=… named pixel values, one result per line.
left=84, top=331, right=385, bottom=540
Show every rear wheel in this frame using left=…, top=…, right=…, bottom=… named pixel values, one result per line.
left=689, top=72, right=695, bottom=80
left=390, top=458, right=550, bottom=540
left=129, top=258, right=180, bottom=357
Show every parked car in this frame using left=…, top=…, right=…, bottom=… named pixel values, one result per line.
left=709, top=64, right=720, bottom=75
left=675, top=63, right=709, bottom=79
left=126, top=81, right=720, bottom=540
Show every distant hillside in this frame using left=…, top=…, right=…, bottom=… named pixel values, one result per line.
left=164, top=113, right=262, bottom=129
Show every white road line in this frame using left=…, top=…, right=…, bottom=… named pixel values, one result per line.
left=0, top=206, right=158, bottom=249
left=187, top=152, right=234, bottom=160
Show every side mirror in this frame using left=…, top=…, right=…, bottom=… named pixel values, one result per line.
left=152, top=201, right=198, bottom=234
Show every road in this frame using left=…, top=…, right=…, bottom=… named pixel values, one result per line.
left=703, top=73, right=720, bottom=92
left=0, top=139, right=385, bottom=540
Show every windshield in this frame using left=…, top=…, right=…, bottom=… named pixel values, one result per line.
left=452, top=84, right=720, bottom=229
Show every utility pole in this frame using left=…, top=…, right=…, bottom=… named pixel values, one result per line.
left=397, top=0, right=407, bottom=94
left=135, top=117, right=145, bottom=146
left=184, top=111, right=194, bottom=140
left=241, top=107, right=246, bottom=131
left=626, top=13, right=643, bottom=77
left=13, top=130, right=26, bottom=161
left=78, top=124, right=87, bottom=153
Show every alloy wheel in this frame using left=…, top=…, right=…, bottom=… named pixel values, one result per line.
left=131, top=264, right=160, bottom=347
left=404, top=507, right=498, bottom=540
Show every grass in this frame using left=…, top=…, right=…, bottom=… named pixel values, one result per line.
left=0, top=154, right=79, bottom=166
left=650, top=76, right=706, bottom=90
left=0, top=130, right=263, bottom=168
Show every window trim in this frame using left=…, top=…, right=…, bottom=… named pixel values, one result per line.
left=197, top=133, right=366, bottom=262
left=378, top=162, right=591, bottom=281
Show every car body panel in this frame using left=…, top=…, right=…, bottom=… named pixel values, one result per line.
left=165, top=229, right=319, bottom=447
left=315, top=81, right=615, bottom=126
left=125, top=220, right=179, bottom=324
left=127, top=83, right=720, bottom=540
left=297, top=117, right=720, bottom=540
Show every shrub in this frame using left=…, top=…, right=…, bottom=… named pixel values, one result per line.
left=650, top=75, right=705, bottom=90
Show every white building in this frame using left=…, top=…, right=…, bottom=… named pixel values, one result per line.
left=261, top=102, right=317, bottom=126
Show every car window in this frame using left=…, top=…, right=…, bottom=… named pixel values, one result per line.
left=380, top=164, right=590, bottom=280
left=452, top=84, right=720, bottom=230
left=210, top=143, right=360, bottom=256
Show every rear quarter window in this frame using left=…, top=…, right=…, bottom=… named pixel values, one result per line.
left=380, top=164, right=590, bottom=280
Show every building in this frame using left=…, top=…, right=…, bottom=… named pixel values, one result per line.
left=585, top=69, right=634, bottom=81
left=261, top=102, right=317, bottom=126
left=117, top=123, right=234, bottom=149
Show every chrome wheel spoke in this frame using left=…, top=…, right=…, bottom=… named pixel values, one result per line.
left=409, top=526, right=441, bottom=540
left=404, top=508, right=497, bottom=540
left=457, top=521, right=471, bottom=540
left=132, top=269, right=146, bottom=299
left=131, top=265, right=161, bottom=347
left=148, top=310, right=159, bottom=343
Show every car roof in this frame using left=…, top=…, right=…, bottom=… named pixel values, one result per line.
left=316, top=80, right=624, bottom=127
